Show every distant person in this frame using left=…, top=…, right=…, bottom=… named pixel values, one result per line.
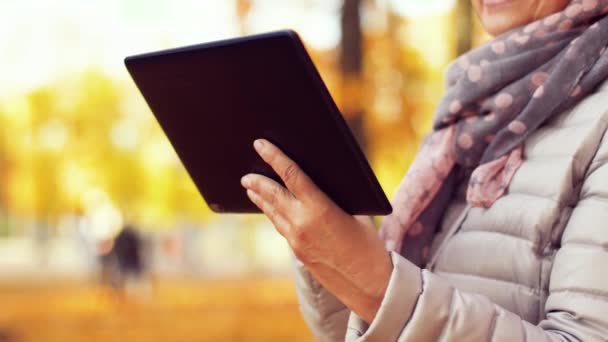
left=112, top=225, right=144, bottom=290
left=239, top=0, right=608, bottom=340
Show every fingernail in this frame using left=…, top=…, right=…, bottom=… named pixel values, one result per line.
left=241, top=175, right=251, bottom=187
left=254, top=139, right=265, bottom=151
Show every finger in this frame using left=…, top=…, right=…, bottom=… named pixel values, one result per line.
left=246, top=189, right=291, bottom=236
left=241, top=174, right=296, bottom=215
left=355, top=215, right=376, bottom=229
left=354, top=215, right=373, bottom=224
left=253, top=139, right=323, bottom=201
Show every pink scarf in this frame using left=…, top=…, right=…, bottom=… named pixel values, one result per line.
left=380, top=0, right=608, bottom=264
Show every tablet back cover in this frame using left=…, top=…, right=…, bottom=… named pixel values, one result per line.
left=125, top=30, right=392, bottom=215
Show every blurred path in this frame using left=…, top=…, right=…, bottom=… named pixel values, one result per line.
left=0, top=278, right=315, bottom=341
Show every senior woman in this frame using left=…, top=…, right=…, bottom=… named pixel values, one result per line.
left=241, top=0, right=608, bottom=340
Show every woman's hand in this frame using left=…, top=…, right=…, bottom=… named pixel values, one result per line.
left=240, top=139, right=392, bottom=323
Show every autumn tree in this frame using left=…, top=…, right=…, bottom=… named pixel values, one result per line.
left=340, top=0, right=367, bottom=151
left=456, top=0, right=474, bottom=55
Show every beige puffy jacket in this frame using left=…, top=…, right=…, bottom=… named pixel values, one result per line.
left=294, top=80, right=608, bottom=341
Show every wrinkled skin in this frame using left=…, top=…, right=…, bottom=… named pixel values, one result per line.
left=241, top=139, right=391, bottom=323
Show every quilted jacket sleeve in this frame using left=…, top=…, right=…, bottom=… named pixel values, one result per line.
left=293, top=257, right=350, bottom=342
left=345, top=130, right=608, bottom=341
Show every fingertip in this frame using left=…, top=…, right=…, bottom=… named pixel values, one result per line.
left=253, top=139, right=266, bottom=152
left=241, top=175, right=252, bottom=188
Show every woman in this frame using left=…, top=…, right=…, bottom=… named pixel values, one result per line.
left=241, top=0, right=608, bottom=340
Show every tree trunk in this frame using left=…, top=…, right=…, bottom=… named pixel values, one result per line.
left=340, top=0, right=367, bottom=152
left=456, top=0, right=474, bottom=56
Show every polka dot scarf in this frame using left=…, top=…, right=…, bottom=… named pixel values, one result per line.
left=380, top=0, right=608, bottom=264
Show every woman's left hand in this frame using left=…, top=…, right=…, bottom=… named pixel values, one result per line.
left=241, top=139, right=392, bottom=323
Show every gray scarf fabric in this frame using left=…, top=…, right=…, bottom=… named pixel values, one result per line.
left=380, top=1, right=608, bottom=265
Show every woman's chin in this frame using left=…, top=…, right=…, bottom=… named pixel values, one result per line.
left=475, top=0, right=571, bottom=36
left=480, top=12, right=531, bottom=36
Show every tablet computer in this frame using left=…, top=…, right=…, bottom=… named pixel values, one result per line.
left=125, top=30, right=392, bottom=215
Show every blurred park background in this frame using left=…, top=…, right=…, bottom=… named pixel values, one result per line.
left=0, top=0, right=487, bottom=341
